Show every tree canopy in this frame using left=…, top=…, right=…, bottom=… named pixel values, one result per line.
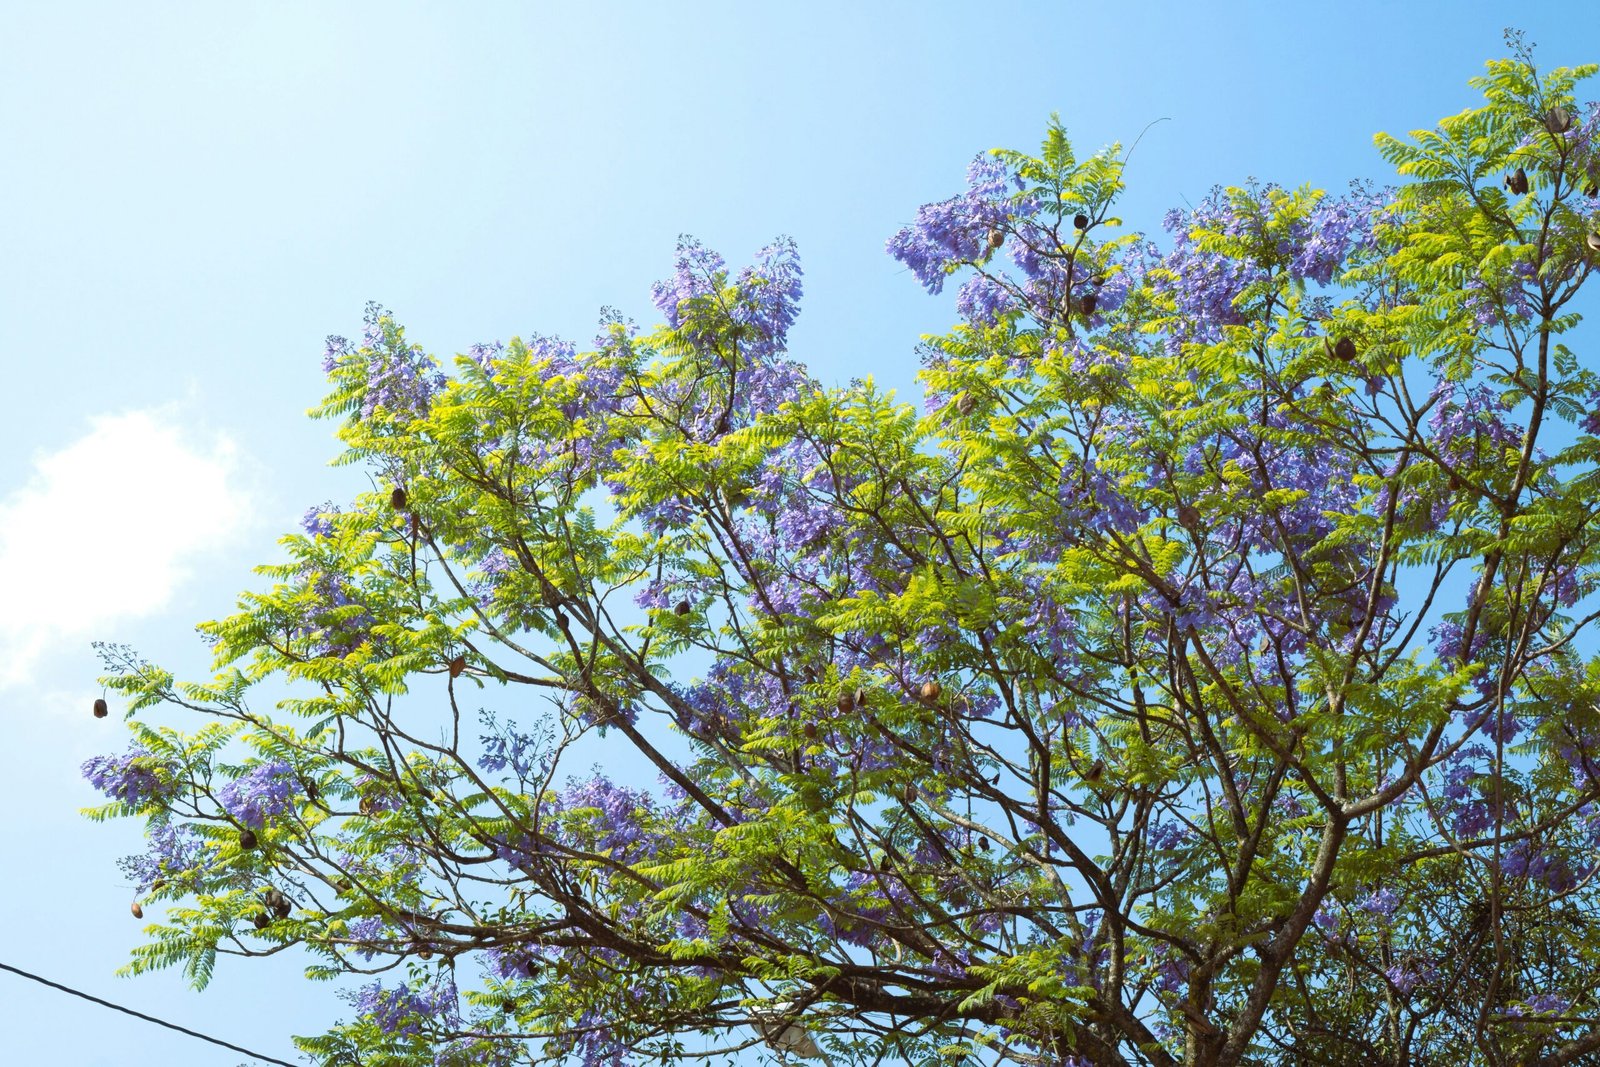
left=84, top=41, right=1600, bottom=1067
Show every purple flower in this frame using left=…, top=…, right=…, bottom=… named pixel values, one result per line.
left=117, top=822, right=207, bottom=890
left=886, top=154, right=1028, bottom=295
left=1357, top=887, right=1400, bottom=920
left=300, top=503, right=339, bottom=539
left=217, top=761, right=299, bottom=830
left=342, top=976, right=459, bottom=1036
left=82, top=747, right=170, bottom=806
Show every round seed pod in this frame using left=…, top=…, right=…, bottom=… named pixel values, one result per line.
left=1085, top=759, right=1106, bottom=783
left=273, top=901, right=291, bottom=920
left=836, top=691, right=855, bottom=714
left=130, top=901, right=143, bottom=920
left=1079, top=293, right=1098, bottom=317
left=978, top=836, right=990, bottom=851
left=1587, top=231, right=1600, bottom=252
left=986, top=228, right=1004, bottom=249
left=1545, top=106, right=1572, bottom=134
left=389, top=486, right=408, bottom=511
left=263, top=887, right=286, bottom=910
left=1073, top=213, right=1089, bottom=230
left=853, top=686, right=867, bottom=709
left=918, top=680, right=942, bottom=702
left=336, top=879, right=353, bottom=893
left=1587, top=183, right=1599, bottom=198
left=150, top=878, right=166, bottom=893
left=252, top=911, right=270, bottom=930
left=238, top=828, right=258, bottom=851
left=1090, top=273, right=1107, bottom=288
left=1177, top=503, right=1201, bottom=529
left=447, top=655, right=466, bottom=679
left=674, top=600, right=691, bottom=617
left=93, top=698, right=108, bottom=719
left=1447, top=473, right=1462, bottom=492
left=902, top=783, right=917, bottom=804
left=500, top=999, right=517, bottom=1014
left=802, top=721, right=818, bottom=740
left=417, top=947, right=433, bottom=960
left=1505, top=168, right=1529, bottom=195
left=1333, top=337, right=1357, bottom=363
left=956, top=394, right=976, bottom=416
left=553, top=610, right=568, bottom=631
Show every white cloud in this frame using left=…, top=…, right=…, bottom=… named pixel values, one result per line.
left=0, top=408, right=254, bottom=687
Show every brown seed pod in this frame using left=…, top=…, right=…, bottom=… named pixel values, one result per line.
left=1085, top=759, right=1106, bottom=783
left=238, top=828, right=258, bottom=851
left=1332, top=337, right=1357, bottom=363
left=1587, top=231, right=1600, bottom=253
left=1588, top=182, right=1599, bottom=198
left=417, top=947, right=433, bottom=960
left=1079, top=293, right=1098, bottom=317
left=802, top=721, right=818, bottom=740
left=918, top=680, right=942, bottom=702
left=956, top=394, right=976, bottom=416
left=93, top=698, right=108, bottom=719
left=1505, top=168, right=1529, bottom=196
left=977, top=836, right=990, bottom=851
left=553, top=610, right=568, bottom=630
left=803, top=664, right=819, bottom=682
left=986, top=228, right=1004, bottom=249
left=150, top=878, right=166, bottom=893
left=500, top=999, right=517, bottom=1014
left=252, top=911, right=270, bottom=930
left=1073, top=213, right=1089, bottom=230
left=1447, top=473, right=1462, bottom=492
left=674, top=599, right=691, bottom=617
left=130, top=901, right=143, bottom=920
left=1177, top=503, right=1201, bottom=529
left=902, top=783, right=917, bottom=804
left=836, top=691, right=855, bottom=714
left=336, top=879, right=353, bottom=893
left=853, top=686, right=867, bottom=709
left=1545, top=106, right=1572, bottom=134
left=447, top=655, right=466, bottom=679
left=389, top=486, right=408, bottom=511
left=1090, top=273, right=1107, bottom=288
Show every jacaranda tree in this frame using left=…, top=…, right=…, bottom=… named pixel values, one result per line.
left=84, top=42, right=1600, bottom=1067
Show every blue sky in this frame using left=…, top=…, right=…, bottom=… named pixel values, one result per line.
left=0, top=2, right=1594, bottom=1064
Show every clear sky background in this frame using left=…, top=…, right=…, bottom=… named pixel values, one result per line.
left=1, top=3, right=1595, bottom=1064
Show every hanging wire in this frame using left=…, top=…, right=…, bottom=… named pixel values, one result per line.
left=0, top=959, right=300, bottom=1067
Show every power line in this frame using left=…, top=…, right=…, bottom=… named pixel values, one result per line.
left=0, top=959, right=300, bottom=1067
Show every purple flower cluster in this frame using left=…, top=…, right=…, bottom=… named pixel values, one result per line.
left=217, top=761, right=299, bottom=830
left=82, top=747, right=169, bottom=806
left=570, top=1007, right=633, bottom=1067
left=1384, top=960, right=1436, bottom=995
left=342, top=975, right=459, bottom=1036
left=1501, top=839, right=1577, bottom=892
left=886, top=154, right=1027, bottom=295
left=1427, top=379, right=1522, bottom=456
left=559, top=775, right=656, bottom=862
left=1151, top=184, right=1387, bottom=353
left=300, top=502, right=340, bottom=539
left=1357, top=887, right=1400, bottom=921
left=117, top=821, right=207, bottom=890
left=478, top=722, right=542, bottom=780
